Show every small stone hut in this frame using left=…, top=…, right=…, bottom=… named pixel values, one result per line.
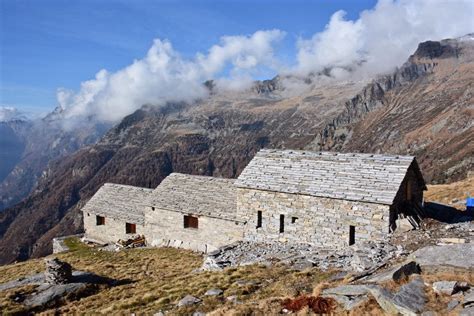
left=144, top=173, right=245, bottom=253
left=235, top=149, right=426, bottom=247
left=82, top=183, right=153, bottom=244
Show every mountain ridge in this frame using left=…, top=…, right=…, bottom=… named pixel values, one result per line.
left=0, top=35, right=472, bottom=264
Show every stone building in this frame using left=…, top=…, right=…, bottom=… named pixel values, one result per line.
left=82, top=183, right=153, bottom=244
left=235, top=149, right=426, bottom=247
left=81, top=149, right=426, bottom=251
left=144, top=173, right=245, bottom=253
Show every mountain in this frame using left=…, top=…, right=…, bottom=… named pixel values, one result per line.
left=0, top=35, right=472, bottom=264
left=0, top=121, right=28, bottom=184
left=0, top=110, right=110, bottom=211
left=307, top=34, right=474, bottom=183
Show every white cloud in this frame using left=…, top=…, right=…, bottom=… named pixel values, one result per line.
left=0, top=106, right=26, bottom=122
left=294, top=0, right=474, bottom=78
left=56, top=0, right=473, bottom=125
left=60, top=29, right=285, bottom=123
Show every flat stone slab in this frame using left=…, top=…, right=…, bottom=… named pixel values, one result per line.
left=369, top=276, right=426, bottom=315
left=433, top=281, right=459, bottom=295
left=0, top=273, right=45, bottom=291
left=23, top=283, right=89, bottom=308
left=460, top=306, right=474, bottom=316
left=409, top=244, right=474, bottom=270
left=464, top=290, right=474, bottom=307
left=322, top=285, right=369, bottom=296
left=323, top=293, right=369, bottom=311
left=392, top=261, right=421, bottom=282
left=177, top=295, right=201, bottom=307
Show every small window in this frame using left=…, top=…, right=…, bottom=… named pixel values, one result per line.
left=256, top=211, right=262, bottom=228
left=349, top=225, right=355, bottom=245
left=184, top=215, right=198, bottom=229
left=96, top=215, right=105, bottom=225
left=279, top=214, right=285, bottom=233
left=291, top=217, right=298, bottom=224
left=126, top=223, right=136, bottom=234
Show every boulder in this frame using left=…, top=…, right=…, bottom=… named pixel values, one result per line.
left=369, top=276, right=426, bottom=316
left=463, top=289, right=474, bottom=307
left=205, top=288, right=223, bottom=296
left=177, top=295, right=201, bottom=307
left=392, top=261, right=421, bottom=282
left=226, top=295, right=240, bottom=304
left=448, top=299, right=460, bottom=311
left=409, top=244, right=474, bottom=271
left=433, top=281, right=461, bottom=295
left=396, top=218, right=416, bottom=233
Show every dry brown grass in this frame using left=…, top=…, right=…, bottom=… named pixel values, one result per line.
left=0, top=238, right=332, bottom=315
left=425, top=175, right=473, bottom=208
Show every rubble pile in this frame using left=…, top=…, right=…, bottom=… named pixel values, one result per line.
left=202, top=240, right=406, bottom=272
left=390, top=220, right=474, bottom=251
left=44, top=258, right=72, bottom=285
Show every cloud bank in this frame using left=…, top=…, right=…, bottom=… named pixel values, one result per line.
left=0, top=106, right=26, bottom=122
left=295, top=0, right=474, bottom=79
left=59, top=30, right=284, bottom=123
left=58, top=0, right=473, bottom=124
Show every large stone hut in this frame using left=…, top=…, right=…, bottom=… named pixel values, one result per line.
left=144, top=173, right=245, bottom=253
left=82, top=183, right=153, bottom=244
left=235, top=149, right=426, bottom=247
left=81, top=149, right=426, bottom=251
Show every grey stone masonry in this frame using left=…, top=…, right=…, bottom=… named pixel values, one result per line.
left=82, top=183, right=153, bottom=225
left=147, top=173, right=239, bottom=221
left=237, top=188, right=390, bottom=247
left=145, top=173, right=244, bottom=253
left=235, top=149, right=426, bottom=205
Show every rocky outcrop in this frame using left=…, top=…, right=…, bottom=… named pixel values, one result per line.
left=307, top=36, right=474, bottom=183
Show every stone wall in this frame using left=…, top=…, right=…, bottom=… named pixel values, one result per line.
left=237, top=188, right=390, bottom=248
left=83, top=211, right=145, bottom=244
left=392, top=165, right=425, bottom=210
left=144, top=207, right=245, bottom=253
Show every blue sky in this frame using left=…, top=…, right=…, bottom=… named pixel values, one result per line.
left=0, top=0, right=377, bottom=116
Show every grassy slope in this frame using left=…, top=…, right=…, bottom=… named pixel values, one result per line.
left=1, top=237, right=473, bottom=315
left=425, top=175, right=473, bottom=208
left=0, top=238, right=333, bottom=315
left=2, top=178, right=473, bottom=314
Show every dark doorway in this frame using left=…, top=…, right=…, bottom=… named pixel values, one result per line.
left=349, top=225, right=355, bottom=245
left=279, top=215, right=285, bottom=233
left=256, top=211, right=262, bottom=228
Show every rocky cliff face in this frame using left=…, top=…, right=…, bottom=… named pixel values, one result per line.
left=0, top=113, right=109, bottom=211
left=0, top=35, right=472, bottom=264
left=307, top=36, right=474, bottom=183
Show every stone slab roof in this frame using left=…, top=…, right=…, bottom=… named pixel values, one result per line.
left=235, top=149, right=422, bottom=205
left=82, top=183, right=153, bottom=225
left=148, top=173, right=239, bottom=221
